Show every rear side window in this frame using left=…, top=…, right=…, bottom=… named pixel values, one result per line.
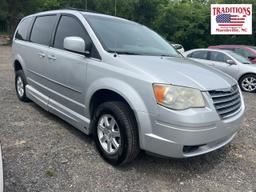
left=30, top=15, right=56, bottom=46
left=189, top=51, right=208, bottom=60
left=15, top=17, right=33, bottom=41
left=54, top=15, right=91, bottom=49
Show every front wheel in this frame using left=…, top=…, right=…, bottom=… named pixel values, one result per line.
left=92, top=101, right=140, bottom=165
left=239, top=74, right=256, bottom=93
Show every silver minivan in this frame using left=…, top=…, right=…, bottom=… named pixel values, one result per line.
left=12, top=10, right=245, bottom=165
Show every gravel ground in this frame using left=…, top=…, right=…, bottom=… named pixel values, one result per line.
left=0, top=45, right=255, bottom=192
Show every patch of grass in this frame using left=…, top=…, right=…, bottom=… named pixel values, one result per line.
left=0, top=32, right=10, bottom=36
left=45, top=170, right=56, bottom=177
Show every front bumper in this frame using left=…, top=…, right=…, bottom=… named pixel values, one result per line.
left=137, top=92, right=245, bottom=158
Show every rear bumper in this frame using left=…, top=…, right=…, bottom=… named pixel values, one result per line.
left=136, top=94, right=245, bottom=158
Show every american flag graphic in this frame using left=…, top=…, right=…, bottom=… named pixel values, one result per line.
left=216, top=14, right=246, bottom=27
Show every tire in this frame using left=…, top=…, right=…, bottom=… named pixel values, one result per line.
left=239, top=74, right=256, bottom=93
left=15, top=70, right=29, bottom=102
left=91, top=101, right=140, bottom=165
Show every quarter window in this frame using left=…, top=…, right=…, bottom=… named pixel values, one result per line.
left=15, top=17, right=33, bottom=41
left=30, top=15, right=56, bottom=46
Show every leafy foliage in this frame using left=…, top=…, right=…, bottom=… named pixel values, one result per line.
left=0, top=0, right=255, bottom=49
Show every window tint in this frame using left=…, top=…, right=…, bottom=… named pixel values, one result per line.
left=235, top=48, right=254, bottom=58
left=54, top=16, right=91, bottom=50
left=210, top=51, right=230, bottom=62
left=30, top=15, right=56, bottom=46
left=15, top=17, right=33, bottom=41
left=190, top=51, right=208, bottom=60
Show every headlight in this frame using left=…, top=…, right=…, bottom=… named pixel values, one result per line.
left=153, top=84, right=205, bottom=110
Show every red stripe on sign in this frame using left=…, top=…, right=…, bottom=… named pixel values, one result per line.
left=230, top=15, right=239, bottom=17
left=220, top=26, right=239, bottom=28
left=230, top=21, right=245, bottom=23
left=230, top=18, right=245, bottom=20
left=218, top=24, right=243, bottom=26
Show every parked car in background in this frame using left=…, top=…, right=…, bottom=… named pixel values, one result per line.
left=170, top=42, right=185, bottom=53
left=209, top=45, right=256, bottom=64
left=184, top=48, right=256, bottom=93
left=12, top=10, right=244, bottom=165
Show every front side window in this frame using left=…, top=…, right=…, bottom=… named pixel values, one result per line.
left=190, top=51, right=208, bottom=60
left=15, top=17, right=33, bottom=41
left=209, top=51, right=230, bottom=63
left=84, top=14, right=180, bottom=57
left=30, top=15, right=56, bottom=46
left=54, top=16, right=91, bottom=50
left=228, top=51, right=251, bottom=64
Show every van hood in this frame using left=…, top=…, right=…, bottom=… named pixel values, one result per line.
left=117, top=55, right=236, bottom=91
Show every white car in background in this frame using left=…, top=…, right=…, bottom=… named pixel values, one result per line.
left=184, top=48, right=256, bottom=93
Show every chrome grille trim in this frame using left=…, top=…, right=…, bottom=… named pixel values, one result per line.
left=209, top=85, right=241, bottom=119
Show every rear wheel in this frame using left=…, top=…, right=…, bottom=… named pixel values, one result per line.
left=91, top=101, right=140, bottom=165
left=15, top=70, right=29, bottom=102
left=239, top=74, right=256, bottom=93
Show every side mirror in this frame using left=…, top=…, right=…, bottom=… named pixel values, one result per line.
left=226, top=59, right=236, bottom=65
left=64, top=36, right=91, bottom=55
left=173, top=44, right=183, bottom=50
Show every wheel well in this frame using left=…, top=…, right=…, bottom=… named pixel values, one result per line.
left=14, top=60, right=22, bottom=72
left=238, top=73, right=256, bottom=83
left=89, top=89, right=133, bottom=118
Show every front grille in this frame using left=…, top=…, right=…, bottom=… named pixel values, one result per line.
left=209, top=85, right=241, bottom=119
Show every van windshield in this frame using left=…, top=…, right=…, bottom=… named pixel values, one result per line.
left=84, top=14, right=180, bottom=57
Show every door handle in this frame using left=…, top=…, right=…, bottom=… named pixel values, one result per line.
left=38, top=53, right=46, bottom=58
left=48, top=55, right=56, bottom=60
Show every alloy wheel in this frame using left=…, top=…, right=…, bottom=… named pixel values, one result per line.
left=241, top=76, right=256, bottom=92
left=97, top=114, right=121, bottom=155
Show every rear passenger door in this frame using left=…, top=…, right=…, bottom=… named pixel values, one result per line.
left=26, top=15, right=57, bottom=108
left=45, top=14, right=95, bottom=116
left=187, top=50, right=210, bottom=66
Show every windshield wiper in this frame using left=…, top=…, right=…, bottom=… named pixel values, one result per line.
left=108, top=51, right=142, bottom=55
left=161, top=54, right=182, bottom=58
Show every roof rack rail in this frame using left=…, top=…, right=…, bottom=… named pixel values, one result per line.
left=61, top=7, right=101, bottom=14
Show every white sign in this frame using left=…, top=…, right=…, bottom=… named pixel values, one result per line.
left=211, top=4, right=252, bottom=35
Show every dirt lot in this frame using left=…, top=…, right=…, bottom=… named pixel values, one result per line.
left=0, top=45, right=255, bottom=192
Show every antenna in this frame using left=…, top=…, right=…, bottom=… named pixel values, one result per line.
left=85, top=0, right=87, bottom=11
